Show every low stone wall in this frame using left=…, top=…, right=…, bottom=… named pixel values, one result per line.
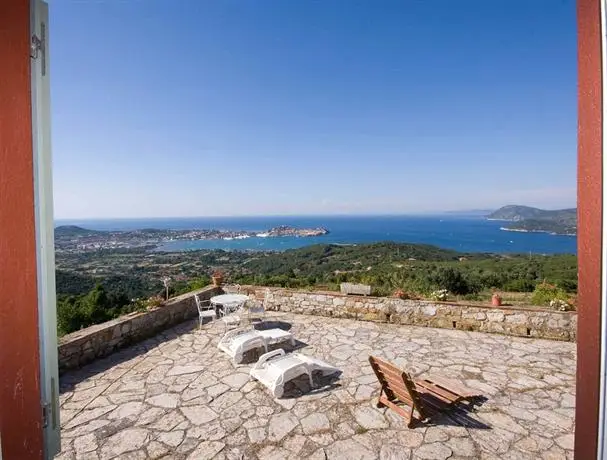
left=250, top=287, right=577, bottom=342
left=58, top=285, right=221, bottom=373
left=57, top=284, right=576, bottom=373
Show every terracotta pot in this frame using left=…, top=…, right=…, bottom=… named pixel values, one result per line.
left=212, top=275, right=224, bottom=287
left=491, top=294, right=502, bottom=307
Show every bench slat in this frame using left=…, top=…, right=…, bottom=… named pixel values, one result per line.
left=379, top=395, right=413, bottom=426
left=414, top=379, right=461, bottom=404
left=423, top=375, right=480, bottom=398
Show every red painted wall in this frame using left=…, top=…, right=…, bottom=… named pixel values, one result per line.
left=576, top=0, right=603, bottom=458
left=0, top=0, right=44, bottom=458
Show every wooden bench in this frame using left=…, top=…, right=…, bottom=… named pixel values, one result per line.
left=368, top=356, right=482, bottom=427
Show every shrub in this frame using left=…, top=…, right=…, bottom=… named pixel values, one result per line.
left=429, top=267, right=477, bottom=295
left=552, top=278, right=578, bottom=293
left=531, top=281, right=570, bottom=307
left=57, top=284, right=131, bottom=336
left=172, top=276, right=211, bottom=296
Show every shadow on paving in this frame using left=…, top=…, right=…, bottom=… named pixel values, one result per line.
left=415, top=396, right=491, bottom=429
left=253, top=319, right=293, bottom=331
left=237, top=339, right=310, bottom=365
left=281, top=371, right=343, bottom=399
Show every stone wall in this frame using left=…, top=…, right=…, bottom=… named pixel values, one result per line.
left=57, top=284, right=576, bottom=373
left=249, top=287, right=577, bottom=342
left=58, top=286, right=221, bottom=373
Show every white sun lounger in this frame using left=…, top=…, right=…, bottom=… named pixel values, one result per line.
left=250, top=349, right=340, bottom=398
left=217, top=327, right=295, bottom=364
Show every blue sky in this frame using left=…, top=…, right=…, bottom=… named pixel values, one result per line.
left=49, top=0, right=576, bottom=218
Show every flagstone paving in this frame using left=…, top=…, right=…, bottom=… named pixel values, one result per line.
left=56, top=312, right=575, bottom=459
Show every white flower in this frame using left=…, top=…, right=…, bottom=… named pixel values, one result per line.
left=550, top=299, right=570, bottom=311
left=430, top=289, right=448, bottom=301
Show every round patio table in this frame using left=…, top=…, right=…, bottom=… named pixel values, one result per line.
left=210, top=294, right=249, bottom=314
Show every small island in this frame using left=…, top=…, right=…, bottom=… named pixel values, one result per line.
left=487, top=205, right=577, bottom=236
left=55, top=225, right=329, bottom=252
left=265, top=225, right=328, bottom=237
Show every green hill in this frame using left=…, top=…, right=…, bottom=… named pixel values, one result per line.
left=240, top=242, right=484, bottom=277
left=231, top=241, right=577, bottom=295
left=487, top=205, right=577, bottom=235
left=55, top=225, right=106, bottom=237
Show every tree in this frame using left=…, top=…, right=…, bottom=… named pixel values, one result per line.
left=430, top=267, right=476, bottom=295
left=57, top=284, right=132, bottom=336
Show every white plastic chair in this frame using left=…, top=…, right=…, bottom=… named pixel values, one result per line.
left=219, top=301, right=244, bottom=331
left=223, top=284, right=241, bottom=294
left=250, top=350, right=339, bottom=398
left=195, top=294, right=216, bottom=328
left=247, top=299, right=265, bottom=324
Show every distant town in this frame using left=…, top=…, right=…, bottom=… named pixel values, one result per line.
left=54, top=225, right=329, bottom=253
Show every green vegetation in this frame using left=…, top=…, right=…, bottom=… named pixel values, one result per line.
left=530, top=282, right=572, bottom=308
left=57, top=284, right=140, bottom=336
left=56, top=269, right=159, bottom=300
left=54, top=225, right=106, bottom=237
left=487, top=205, right=577, bottom=222
left=504, top=219, right=577, bottom=236
left=55, top=242, right=578, bottom=335
left=230, top=243, right=577, bottom=298
left=171, top=276, right=212, bottom=296
left=488, top=205, right=577, bottom=235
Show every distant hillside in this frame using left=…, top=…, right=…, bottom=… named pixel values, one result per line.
left=55, top=225, right=106, bottom=237
left=487, top=206, right=577, bottom=236
left=240, top=242, right=488, bottom=278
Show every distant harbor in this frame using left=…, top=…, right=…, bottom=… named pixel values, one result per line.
left=54, top=225, right=329, bottom=253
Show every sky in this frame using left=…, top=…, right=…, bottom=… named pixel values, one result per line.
left=49, top=0, right=577, bottom=218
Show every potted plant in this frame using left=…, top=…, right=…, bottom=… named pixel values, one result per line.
left=212, top=270, right=224, bottom=287
left=491, top=292, right=502, bottom=307
left=393, top=289, right=406, bottom=299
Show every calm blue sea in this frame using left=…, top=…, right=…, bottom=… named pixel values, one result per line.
left=55, top=215, right=577, bottom=255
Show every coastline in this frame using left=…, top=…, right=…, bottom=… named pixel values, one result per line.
left=54, top=216, right=578, bottom=255
left=499, top=227, right=577, bottom=237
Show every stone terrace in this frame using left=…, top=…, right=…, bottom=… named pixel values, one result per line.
left=56, top=312, right=575, bottom=460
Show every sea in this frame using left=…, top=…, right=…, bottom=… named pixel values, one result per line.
left=55, top=215, right=577, bottom=255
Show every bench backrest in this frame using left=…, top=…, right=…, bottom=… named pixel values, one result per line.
left=368, top=355, right=427, bottom=419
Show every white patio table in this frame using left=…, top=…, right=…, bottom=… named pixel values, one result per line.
left=210, top=294, right=249, bottom=314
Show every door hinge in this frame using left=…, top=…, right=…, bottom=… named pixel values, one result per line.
left=31, top=34, right=42, bottom=59
left=42, top=401, right=51, bottom=428
left=30, top=22, right=46, bottom=75
left=41, top=378, right=58, bottom=429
